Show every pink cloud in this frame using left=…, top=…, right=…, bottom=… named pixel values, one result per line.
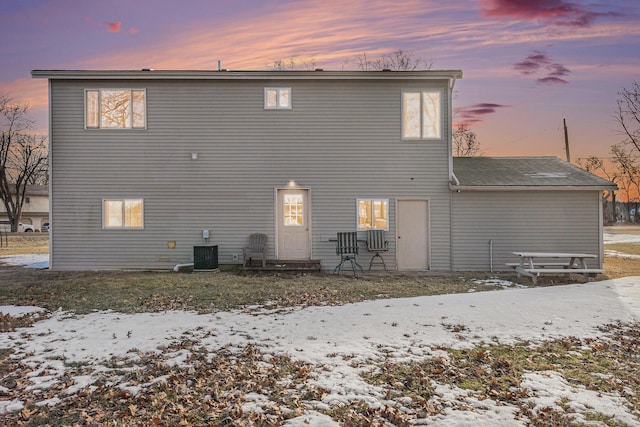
left=513, top=50, right=551, bottom=74
left=103, top=21, right=122, bottom=33
left=537, top=76, right=569, bottom=85
left=548, top=63, right=570, bottom=77
left=513, top=50, right=571, bottom=84
left=479, top=0, right=619, bottom=27
left=455, top=103, right=509, bottom=127
left=86, top=17, right=130, bottom=34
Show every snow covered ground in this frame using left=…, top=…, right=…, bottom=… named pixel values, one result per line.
left=0, top=253, right=48, bottom=268
left=1, top=278, right=639, bottom=425
left=604, top=232, right=640, bottom=260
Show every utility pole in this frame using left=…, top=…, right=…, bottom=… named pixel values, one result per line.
left=563, top=118, right=571, bottom=163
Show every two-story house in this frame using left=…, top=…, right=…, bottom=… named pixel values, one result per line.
left=32, top=69, right=614, bottom=271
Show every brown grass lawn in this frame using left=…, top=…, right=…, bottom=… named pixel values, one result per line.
left=0, top=229, right=638, bottom=314
left=0, top=233, right=48, bottom=255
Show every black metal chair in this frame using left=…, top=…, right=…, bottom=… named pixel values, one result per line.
left=333, top=231, right=363, bottom=276
left=366, top=230, right=389, bottom=271
left=243, top=233, right=267, bottom=267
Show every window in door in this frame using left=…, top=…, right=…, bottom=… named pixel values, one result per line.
left=283, top=194, right=304, bottom=226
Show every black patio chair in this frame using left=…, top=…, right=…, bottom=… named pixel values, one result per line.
left=333, top=231, right=363, bottom=276
left=366, top=230, right=389, bottom=271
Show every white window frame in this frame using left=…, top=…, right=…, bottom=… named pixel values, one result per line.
left=264, top=87, right=292, bottom=109
left=102, top=198, right=144, bottom=229
left=356, top=198, right=389, bottom=231
left=85, top=89, right=147, bottom=129
left=401, top=89, right=443, bottom=140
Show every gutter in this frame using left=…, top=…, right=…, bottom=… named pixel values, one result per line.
left=449, top=184, right=618, bottom=192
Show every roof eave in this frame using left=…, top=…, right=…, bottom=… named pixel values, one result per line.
left=31, top=69, right=463, bottom=81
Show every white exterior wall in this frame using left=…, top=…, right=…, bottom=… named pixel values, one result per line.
left=451, top=190, right=603, bottom=271
left=48, top=76, right=454, bottom=270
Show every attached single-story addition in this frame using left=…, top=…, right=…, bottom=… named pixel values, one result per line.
left=32, top=69, right=615, bottom=272
left=451, top=156, right=616, bottom=271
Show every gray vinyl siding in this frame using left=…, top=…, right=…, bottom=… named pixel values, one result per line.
left=49, top=77, right=452, bottom=270
left=451, top=191, right=603, bottom=271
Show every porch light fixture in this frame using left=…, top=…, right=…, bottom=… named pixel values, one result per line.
left=191, top=152, right=198, bottom=160
left=287, top=180, right=297, bottom=188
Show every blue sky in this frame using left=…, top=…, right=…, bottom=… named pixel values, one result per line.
left=1, top=0, right=638, bottom=160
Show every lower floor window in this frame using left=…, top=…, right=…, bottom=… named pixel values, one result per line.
left=103, top=199, right=144, bottom=229
left=357, top=199, right=388, bottom=230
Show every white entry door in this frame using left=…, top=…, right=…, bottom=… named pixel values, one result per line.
left=396, top=199, right=430, bottom=270
left=277, top=189, right=311, bottom=259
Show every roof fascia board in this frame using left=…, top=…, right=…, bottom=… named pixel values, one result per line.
left=450, top=184, right=617, bottom=191
left=31, top=70, right=463, bottom=81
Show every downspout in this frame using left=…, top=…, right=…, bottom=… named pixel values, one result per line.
left=448, top=76, right=457, bottom=272
left=451, top=172, right=460, bottom=187
left=447, top=77, right=457, bottom=187
left=47, top=79, right=53, bottom=270
left=598, top=191, right=604, bottom=268
left=489, top=239, right=494, bottom=273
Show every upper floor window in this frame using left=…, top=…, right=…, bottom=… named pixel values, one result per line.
left=264, top=87, right=291, bottom=109
left=103, top=199, right=144, bottom=229
left=357, top=199, right=389, bottom=231
left=402, top=90, right=442, bottom=140
left=86, top=89, right=146, bottom=129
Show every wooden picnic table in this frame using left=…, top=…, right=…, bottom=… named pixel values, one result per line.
left=509, top=252, right=604, bottom=285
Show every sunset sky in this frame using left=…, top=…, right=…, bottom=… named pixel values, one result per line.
left=1, top=0, right=638, bottom=161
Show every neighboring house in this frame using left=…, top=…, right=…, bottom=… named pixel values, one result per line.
left=0, top=185, right=49, bottom=231
left=32, top=69, right=615, bottom=271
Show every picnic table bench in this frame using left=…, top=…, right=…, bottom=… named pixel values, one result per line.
left=508, top=252, right=604, bottom=285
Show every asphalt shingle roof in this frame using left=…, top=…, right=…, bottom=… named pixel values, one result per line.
left=452, top=157, right=616, bottom=189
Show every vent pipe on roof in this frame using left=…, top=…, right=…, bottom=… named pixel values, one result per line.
left=563, top=118, right=571, bottom=163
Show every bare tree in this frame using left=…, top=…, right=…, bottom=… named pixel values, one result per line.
left=268, top=58, right=296, bottom=71
left=607, top=82, right=640, bottom=222
left=611, top=143, right=640, bottom=221
left=357, top=49, right=433, bottom=71
left=0, top=94, right=48, bottom=232
left=616, top=82, right=640, bottom=153
left=577, top=156, right=619, bottom=223
left=452, top=125, right=481, bottom=157
left=268, top=57, right=318, bottom=71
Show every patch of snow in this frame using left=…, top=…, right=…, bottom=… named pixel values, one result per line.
left=0, top=306, right=45, bottom=316
left=0, top=254, right=48, bottom=268
left=35, top=397, right=61, bottom=407
left=25, top=261, right=49, bottom=269
left=283, top=411, right=341, bottom=426
left=604, top=233, right=640, bottom=244
left=522, top=370, right=639, bottom=426
left=472, top=277, right=527, bottom=289
left=0, top=399, right=24, bottom=415
left=606, top=250, right=640, bottom=259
